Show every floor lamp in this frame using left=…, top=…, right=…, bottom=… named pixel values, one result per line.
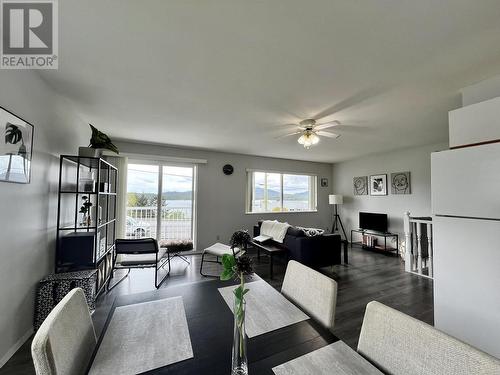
left=329, top=194, right=347, bottom=240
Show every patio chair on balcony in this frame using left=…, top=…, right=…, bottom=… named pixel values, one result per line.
left=108, top=238, right=170, bottom=291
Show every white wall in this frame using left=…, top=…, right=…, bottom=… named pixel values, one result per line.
left=331, top=143, right=448, bottom=247
left=0, top=71, right=87, bottom=366
left=115, top=140, right=333, bottom=251
left=461, top=73, right=500, bottom=106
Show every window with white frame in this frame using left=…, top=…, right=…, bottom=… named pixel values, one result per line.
left=126, top=162, right=196, bottom=241
left=246, top=170, right=317, bottom=213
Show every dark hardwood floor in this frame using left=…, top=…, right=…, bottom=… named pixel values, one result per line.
left=0, top=245, right=433, bottom=374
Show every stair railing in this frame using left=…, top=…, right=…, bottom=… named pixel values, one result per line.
left=403, top=212, right=433, bottom=279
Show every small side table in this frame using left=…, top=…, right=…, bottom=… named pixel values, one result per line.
left=34, top=269, right=97, bottom=330
left=250, top=240, right=286, bottom=279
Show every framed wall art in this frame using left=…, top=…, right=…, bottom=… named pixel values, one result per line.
left=370, top=174, right=387, bottom=196
left=391, top=171, right=411, bottom=194
left=353, top=176, right=368, bottom=195
left=0, top=106, right=34, bottom=184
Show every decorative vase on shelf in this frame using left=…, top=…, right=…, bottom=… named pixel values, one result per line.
left=232, top=297, right=248, bottom=375
left=79, top=212, right=92, bottom=227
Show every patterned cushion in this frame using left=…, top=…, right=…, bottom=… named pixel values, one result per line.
left=159, top=239, right=193, bottom=251
left=296, top=226, right=325, bottom=237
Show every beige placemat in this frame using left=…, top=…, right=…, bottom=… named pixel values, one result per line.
left=89, top=296, right=193, bottom=375
left=218, top=279, right=309, bottom=338
left=272, top=341, right=383, bottom=375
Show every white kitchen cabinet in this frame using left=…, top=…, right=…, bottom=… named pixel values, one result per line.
left=431, top=143, right=500, bottom=220
left=449, top=96, right=500, bottom=148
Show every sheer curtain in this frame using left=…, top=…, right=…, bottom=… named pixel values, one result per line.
left=107, top=156, right=128, bottom=239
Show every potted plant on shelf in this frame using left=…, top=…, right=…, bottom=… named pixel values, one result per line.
left=220, top=230, right=253, bottom=375
left=78, top=124, right=119, bottom=157
left=79, top=196, right=93, bottom=227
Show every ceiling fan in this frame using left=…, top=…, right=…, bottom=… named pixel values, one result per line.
left=278, top=119, right=341, bottom=149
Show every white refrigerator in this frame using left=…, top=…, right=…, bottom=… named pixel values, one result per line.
left=431, top=142, right=500, bottom=358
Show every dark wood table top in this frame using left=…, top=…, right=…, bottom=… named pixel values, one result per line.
left=90, top=275, right=338, bottom=374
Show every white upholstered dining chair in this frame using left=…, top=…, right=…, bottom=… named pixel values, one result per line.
left=31, top=288, right=97, bottom=375
left=358, top=301, right=500, bottom=375
left=281, top=260, right=338, bottom=332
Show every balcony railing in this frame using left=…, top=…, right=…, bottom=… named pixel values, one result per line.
left=126, top=205, right=192, bottom=241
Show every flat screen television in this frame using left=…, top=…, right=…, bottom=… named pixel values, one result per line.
left=359, top=212, right=388, bottom=233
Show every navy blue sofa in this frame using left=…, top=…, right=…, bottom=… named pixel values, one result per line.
left=253, top=221, right=342, bottom=269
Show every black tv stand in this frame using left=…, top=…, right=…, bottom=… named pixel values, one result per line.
left=350, top=229, right=399, bottom=256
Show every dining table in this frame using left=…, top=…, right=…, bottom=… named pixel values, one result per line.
left=87, top=274, right=342, bottom=374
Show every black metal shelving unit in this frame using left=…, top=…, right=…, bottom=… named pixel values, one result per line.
left=55, top=155, right=118, bottom=296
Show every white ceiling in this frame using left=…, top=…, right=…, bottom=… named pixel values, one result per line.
left=39, top=0, right=500, bottom=162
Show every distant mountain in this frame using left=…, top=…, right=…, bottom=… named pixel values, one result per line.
left=286, top=191, right=309, bottom=200
left=254, top=187, right=308, bottom=201
left=129, top=188, right=307, bottom=202
left=254, top=187, right=279, bottom=200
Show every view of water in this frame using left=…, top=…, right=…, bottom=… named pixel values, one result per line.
left=165, top=200, right=192, bottom=209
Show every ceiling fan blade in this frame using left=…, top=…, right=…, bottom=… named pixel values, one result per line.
left=275, top=131, right=301, bottom=139
left=315, top=120, right=340, bottom=131
left=317, top=131, right=340, bottom=139
left=324, top=124, right=376, bottom=135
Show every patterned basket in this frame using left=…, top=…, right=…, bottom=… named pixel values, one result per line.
left=34, top=269, right=97, bottom=331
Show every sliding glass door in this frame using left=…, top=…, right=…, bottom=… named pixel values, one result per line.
left=126, top=164, right=159, bottom=239
left=160, top=166, right=194, bottom=241
left=126, top=162, right=195, bottom=242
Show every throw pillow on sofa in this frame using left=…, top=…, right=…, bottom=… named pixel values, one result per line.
left=296, top=226, right=325, bottom=237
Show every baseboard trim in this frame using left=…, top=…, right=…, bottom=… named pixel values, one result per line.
left=0, top=328, right=33, bottom=368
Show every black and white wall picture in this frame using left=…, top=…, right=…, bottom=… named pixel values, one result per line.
left=370, top=174, right=387, bottom=196
left=391, top=171, right=411, bottom=194
left=0, top=107, right=34, bottom=184
left=320, top=178, right=328, bottom=187
left=353, top=176, right=368, bottom=195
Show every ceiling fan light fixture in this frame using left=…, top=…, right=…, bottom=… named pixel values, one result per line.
left=297, top=131, right=319, bottom=148
left=282, top=118, right=339, bottom=149
left=311, top=133, right=320, bottom=144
